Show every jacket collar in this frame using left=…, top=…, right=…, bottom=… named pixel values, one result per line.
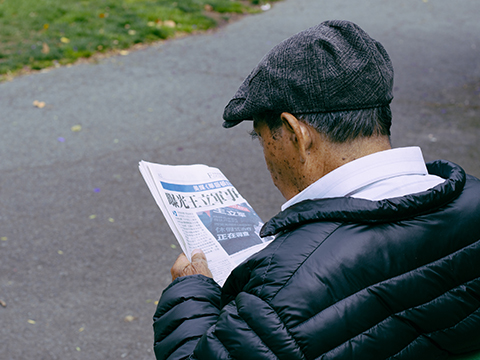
left=261, top=160, right=466, bottom=237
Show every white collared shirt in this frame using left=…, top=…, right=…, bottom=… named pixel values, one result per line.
left=281, top=147, right=446, bottom=211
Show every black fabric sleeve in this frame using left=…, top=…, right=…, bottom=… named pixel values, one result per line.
left=153, top=275, right=222, bottom=360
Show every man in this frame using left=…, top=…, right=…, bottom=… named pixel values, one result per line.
left=153, top=20, right=480, bottom=359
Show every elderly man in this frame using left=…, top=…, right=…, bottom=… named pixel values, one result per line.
left=153, top=20, right=480, bottom=359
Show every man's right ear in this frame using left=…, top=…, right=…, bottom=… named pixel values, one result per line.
left=280, top=112, right=313, bottom=151
left=280, top=112, right=297, bottom=135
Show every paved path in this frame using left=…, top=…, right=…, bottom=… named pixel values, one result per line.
left=1, top=0, right=479, bottom=359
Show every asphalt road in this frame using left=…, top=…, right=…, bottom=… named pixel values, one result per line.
left=1, top=0, right=479, bottom=359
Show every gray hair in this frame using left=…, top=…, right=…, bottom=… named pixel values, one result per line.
left=257, top=106, right=392, bottom=143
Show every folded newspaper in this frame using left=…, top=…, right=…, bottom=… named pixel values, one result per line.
left=139, top=161, right=273, bottom=286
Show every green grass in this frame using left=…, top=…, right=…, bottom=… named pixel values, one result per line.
left=0, top=0, right=272, bottom=77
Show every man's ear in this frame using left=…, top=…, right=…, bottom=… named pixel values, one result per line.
left=280, top=113, right=313, bottom=157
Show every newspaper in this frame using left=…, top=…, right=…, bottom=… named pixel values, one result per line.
left=139, top=161, right=273, bottom=286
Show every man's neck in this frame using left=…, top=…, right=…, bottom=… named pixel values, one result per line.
left=322, top=135, right=392, bottom=176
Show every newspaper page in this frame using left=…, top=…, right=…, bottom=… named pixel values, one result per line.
left=139, top=161, right=273, bottom=286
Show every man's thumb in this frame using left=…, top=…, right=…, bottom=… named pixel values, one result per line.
left=191, top=249, right=206, bottom=261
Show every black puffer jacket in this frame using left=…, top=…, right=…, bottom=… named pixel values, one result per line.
left=153, top=160, right=480, bottom=360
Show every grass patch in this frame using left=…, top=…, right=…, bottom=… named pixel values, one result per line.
left=0, top=0, right=274, bottom=78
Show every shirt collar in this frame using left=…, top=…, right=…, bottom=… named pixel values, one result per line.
left=281, top=147, right=428, bottom=211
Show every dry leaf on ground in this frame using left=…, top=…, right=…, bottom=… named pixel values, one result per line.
left=33, top=100, right=46, bottom=108
left=164, top=20, right=176, bottom=28
left=41, top=43, right=50, bottom=54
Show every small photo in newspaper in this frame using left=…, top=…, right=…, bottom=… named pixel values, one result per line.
left=196, top=203, right=267, bottom=256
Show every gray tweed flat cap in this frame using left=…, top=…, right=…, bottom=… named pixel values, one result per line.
left=222, top=20, right=394, bottom=128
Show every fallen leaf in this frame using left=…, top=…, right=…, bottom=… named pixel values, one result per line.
left=1, top=237, right=7, bottom=241
left=33, top=100, right=46, bottom=108
left=71, top=125, right=82, bottom=132
left=60, top=37, right=70, bottom=44
left=0, top=299, right=6, bottom=307
left=76, top=347, right=81, bottom=351
left=89, top=214, right=96, bottom=219
left=119, top=50, right=129, bottom=56
left=58, top=250, right=64, bottom=255
left=124, top=315, right=135, bottom=322
left=164, top=20, right=176, bottom=28
left=108, top=218, right=115, bottom=223
left=204, top=4, right=213, bottom=11
left=170, top=244, right=177, bottom=249
left=28, top=319, right=36, bottom=324
left=79, top=327, right=85, bottom=332
left=42, top=42, right=50, bottom=54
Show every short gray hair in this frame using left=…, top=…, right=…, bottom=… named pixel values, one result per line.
left=257, top=105, right=392, bottom=143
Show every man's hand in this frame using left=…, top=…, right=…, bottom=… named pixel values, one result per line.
left=171, top=249, right=213, bottom=282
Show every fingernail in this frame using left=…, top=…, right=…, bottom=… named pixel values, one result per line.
left=191, top=249, right=203, bottom=256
